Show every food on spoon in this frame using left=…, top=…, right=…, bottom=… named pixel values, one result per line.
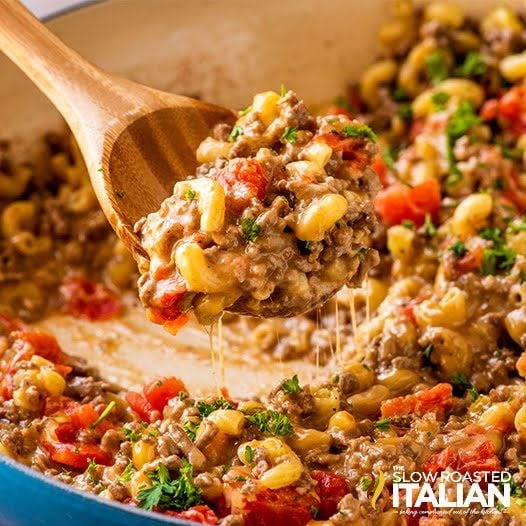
left=134, top=90, right=379, bottom=331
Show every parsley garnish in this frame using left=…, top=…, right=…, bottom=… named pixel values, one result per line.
left=375, top=418, right=392, bottom=431
left=247, top=410, right=293, bottom=436
left=357, top=247, right=367, bottom=261
left=87, top=458, right=98, bottom=474
left=508, top=218, right=526, bottom=234
left=282, top=374, right=301, bottom=394
left=137, top=460, right=202, bottom=512
left=455, top=52, right=487, bottom=78
left=342, top=123, right=377, bottom=143
left=481, top=246, right=516, bottom=275
left=382, top=147, right=398, bottom=171
left=398, top=104, right=413, bottom=123
left=449, top=240, right=468, bottom=257
left=228, top=125, right=244, bottom=143
left=119, top=462, right=134, bottom=483
left=280, top=83, right=287, bottom=97
left=240, top=104, right=253, bottom=117
left=197, top=398, right=234, bottom=417
left=422, top=344, right=434, bottom=359
left=423, top=213, right=437, bottom=236
left=451, top=373, right=478, bottom=400
left=359, top=476, right=372, bottom=491
left=244, top=445, right=255, bottom=464
left=179, top=391, right=188, bottom=401
left=446, top=101, right=481, bottom=184
left=123, top=427, right=141, bottom=443
left=183, top=421, right=199, bottom=441
left=392, top=87, right=409, bottom=102
left=241, top=217, right=261, bottom=242
left=184, top=189, right=197, bottom=201
left=115, top=190, right=125, bottom=198
left=310, top=505, right=319, bottom=518
left=234, top=475, right=247, bottom=482
left=401, top=219, right=414, bottom=229
left=90, top=401, right=115, bottom=429
left=431, top=91, right=450, bottom=110
left=479, top=226, right=516, bottom=275
left=281, top=126, right=298, bottom=143
left=426, top=51, right=449, bottom=84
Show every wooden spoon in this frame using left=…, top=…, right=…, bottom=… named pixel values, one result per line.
left=0, top=0, right=235, bottom=258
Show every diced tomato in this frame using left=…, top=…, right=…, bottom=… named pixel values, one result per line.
left=424, top=438, right=501, bottom=478
left=43, top=441, right=112, bottom=469
left=55, top=422, right=78, bottom=443
left=315, top=134, right=370, bottom=170
left=230, top=486, right=319, bottom=526
left=480, top=99, right=498, bottom=122
left=398, top=295, right=426, bottom=325
left=163, top=505, right=219, bottom=524
left=381, top=383, right=453, bottom=419
left=503, top=169, right=526, bottom=211
left=497, top=86, right=526, bottom=137
left=60, top=276, right=122, bottom=321
left=146, top=284, right=189, bottom=333
left=43, top=396, right=79, bottom=416
left=375, top=179, right=441, bottom=227
left=311, top=471, right=349, bottom=519
left=143, top=376, right=188, bottom=412
left=217, top=159, right=270, bottom=213
left=125, top=391, right=161, bottom=423
left=69, top=403, right=100, bottom=429
left=455, top=246, right=484, bottom=273
left=16, top=330, right=65, bottom=364
left=371, top=153, right=389, bottom=187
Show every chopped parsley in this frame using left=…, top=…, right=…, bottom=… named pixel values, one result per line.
left=281, top=126, right=299, bottom=143
left=90, top=401, right=115, bottom=429
left=179, top=391, right=188, bottom=401
left=115, top=190, right=125, bottom=198
left=381, top=147, right=398, bottom=171
left=197, top=398, right=234, bottom=417
left=398, top=104, right=413, bottom=123
left=123, top=427, right=141, bottom=443
left=240, top=217, right=261, bottom=242
left=247, top=410, right=293, bottom=436
left=234, top=475, right=247, bottom=482
left=422, top=344, right=434, bottom=359
left=87, top=458, right=98, bottom=474
left=431, top=91, right=450, bottom=110
left=449, top=240, right=468, bottom=257
left=446, top=101, right=481, bottom=185
left=357, top=247, right=367, bottom=261
left=280, top=83, right=287, bottom=97
left=375, top=418, right=392, bottom=431
left=228, top=125, right=244, bottom=143
left=455, top=52, right=487, bottom=78
left=426, top=51, right=449, bottom=84
left=392, top=87, right=409, bottom=102
left=401, top=219, right=415, bottom=229
left=137, top=460, right=202, bottom=512
left=282, top=374, right=302, bottom=394
left=508, top=218, right=526, bottom=234
left=244, top=445, right=255, bottom=464
left=183, top=421, right=199, bottom=441
left=184, top=189, right=197, bottom=201
left=481, top=245, right=516, bottom=275
left=451, top=373, right=478, bottom=400
left=479, top=227, right=516, bottom=275
left=359, top=476, right=372, bottom=491
left=423, top=213, right=437, bottom=236
left=342, top=123, right=377, bottom=143
left=310, top=505, right=319, bottom=518
left=119, top=462, right=135, bottom=483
